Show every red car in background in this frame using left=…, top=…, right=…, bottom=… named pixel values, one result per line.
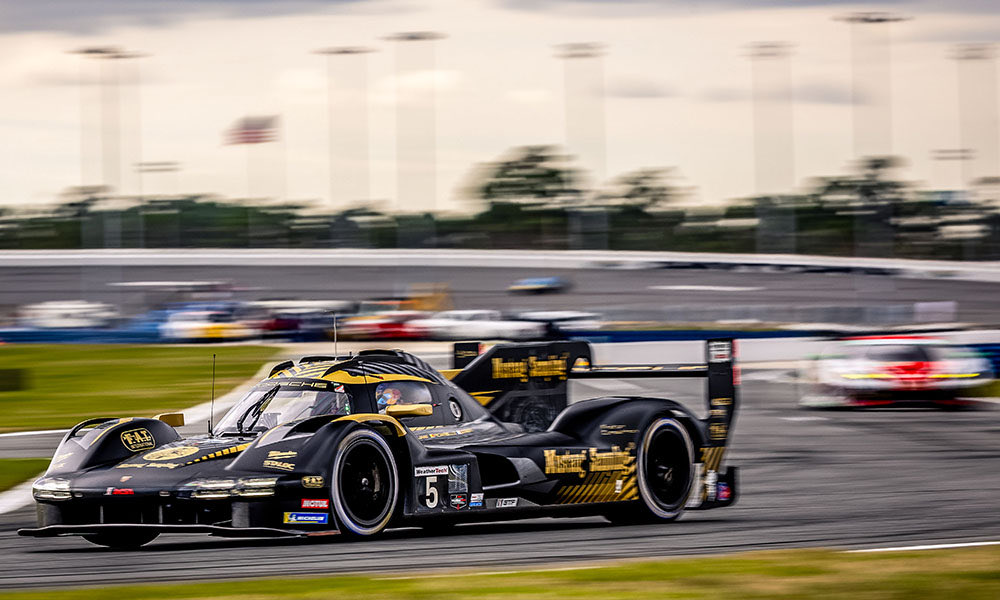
left=799, top=335, right=994, bottom=409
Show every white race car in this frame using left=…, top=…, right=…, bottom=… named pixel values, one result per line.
left=799, top=335, right=993, bottom=409
left=407, top=310, right=546, bottom=341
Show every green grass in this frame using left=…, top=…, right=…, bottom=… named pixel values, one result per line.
left=0, top=546, right=997, bottom=599
left=0, top=458, right=49, bottom=491
left=0, top=345, right=281, bottom=432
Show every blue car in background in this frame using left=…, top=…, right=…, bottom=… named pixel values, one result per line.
left=507, top=276, right=571, bottom=294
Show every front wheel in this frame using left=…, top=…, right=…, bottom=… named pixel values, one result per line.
left=331, top=428, right=400, bottom=536
left=82, top=531, right=158, bottom=549
left=606, top=417, right=694, bottom=524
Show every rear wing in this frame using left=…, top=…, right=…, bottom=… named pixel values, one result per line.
left=450, top=338, right=738, bottom=447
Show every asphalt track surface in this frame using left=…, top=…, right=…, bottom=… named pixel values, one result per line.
left=3, top=264, right=1000, bottom=323
left=2, top=368, right=999, bottom=589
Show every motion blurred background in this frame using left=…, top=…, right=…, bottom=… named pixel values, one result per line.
left=2, top=0, right=1000, bottom=337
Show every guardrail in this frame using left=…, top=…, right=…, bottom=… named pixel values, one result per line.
left=1, top=249, right=999, bottom=281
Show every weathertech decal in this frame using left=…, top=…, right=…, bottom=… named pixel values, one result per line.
left=414, top=465, right=449, bottom=476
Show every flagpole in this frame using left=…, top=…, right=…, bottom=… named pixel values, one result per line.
left=247, top=141, right=253, bottom=247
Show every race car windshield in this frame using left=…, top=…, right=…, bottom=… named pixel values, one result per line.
left=214, top=385, right=351, bottom=435
left=864, top=345, right=931, bottom=363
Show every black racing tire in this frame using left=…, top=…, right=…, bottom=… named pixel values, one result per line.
left=82, top=531, right=159, bottom=549
left=331, top=428, right=400, bottom=536
left=606, top=417, right=694, bottom=524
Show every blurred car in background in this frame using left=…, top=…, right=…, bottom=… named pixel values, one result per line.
left=799, top=335, right=993, bottom=409
left=339, top=310, right=427, bottom=340
left=507, top=276, right=571, bottom=294
left=407, top=309, right=546, bottom=340
left=17, top=301, right=119, bottom=329
left=159, top=310, right=257, bottom=342
left=514, top=310, right=604, bottom=338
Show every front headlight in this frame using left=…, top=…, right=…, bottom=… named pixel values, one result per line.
left=235, top=477, right=279, bottom=497
left=33, top=477, right=71, bottom=500
left=184, top=478, right=237, bottom=499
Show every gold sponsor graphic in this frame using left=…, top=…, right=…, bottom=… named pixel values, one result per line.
left=544, top=449, right=587, bottom=478
left=709, top=422, right=728, bottom=441
left=185, top=443, right=250, bottom=465
left=115, top=462, right=181, bottom=469
left=267, top=450, right=297, bottom=459
left=599, top=424, right=638, bottom=436
left=302, top=475, right=324, bottom=488
left=119, top=476, right=132, bottom=483
left=143, top=446, right=200, bottom=461
left=711, top=397, right=732, bottom=407
left=491, top=354, right=568, bottom=382
left=588, top=445, right=633, bottom=472
left=529, top=355, right=568, bottom=379
left=417, top=428, right=473, bottom=440
left=709, top=408, right=727, bottom=418
left=120, top=428, right=155, bottom=452
left=456, top=349, right=479, bottom=359
left=491, top=358, right=527, bottom=381
left=544, top=444, right=634, bottom=479
left=263, top=459, right=295, bottom=472
left=553, top=448, right=639, bottom=505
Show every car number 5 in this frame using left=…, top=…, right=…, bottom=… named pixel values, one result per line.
left=425, top=476, right=439, bottom=508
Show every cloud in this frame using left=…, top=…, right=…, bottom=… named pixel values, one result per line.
left=0, top=0, right=374, bottom=34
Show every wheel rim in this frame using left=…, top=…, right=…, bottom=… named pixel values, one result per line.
left=338, top=439, right=393, bottom=527
left=638, top=419, right=693, bottom=518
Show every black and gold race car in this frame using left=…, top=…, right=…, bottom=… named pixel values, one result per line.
left=19, top=339, right=739, bottom=549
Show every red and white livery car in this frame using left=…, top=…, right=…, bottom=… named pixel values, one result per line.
left=799, top=335, right=993, bottom=409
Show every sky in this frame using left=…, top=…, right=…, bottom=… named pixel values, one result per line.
left=2, top=0, right=1000, bottom=213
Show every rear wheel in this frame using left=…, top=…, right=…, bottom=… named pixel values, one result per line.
left=82, top=531, right=158, bottom=549
left=331, top=428, right=399, bottom=536
left=605, top=417, right=694, bottom=524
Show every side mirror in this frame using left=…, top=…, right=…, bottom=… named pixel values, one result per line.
left=385, top=404, right=433, bottom=418
left=155, top=413, right=185, bottom=428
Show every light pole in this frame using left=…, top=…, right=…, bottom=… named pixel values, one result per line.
left=69, top=46, right=147, bottom=195
left=384, top=31, right=446, bottom=214
left=314, top=46, right=375, bottom=211
left=951, top=43, right=998, bottom=191
left=555, top=42, right=607, bottom=185
left=836, top=12, right=907, bottom=160
left=749, top=42, right=796, bottom=255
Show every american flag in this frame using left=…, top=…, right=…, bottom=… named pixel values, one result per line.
left=225, top=115, right=279, bottom=145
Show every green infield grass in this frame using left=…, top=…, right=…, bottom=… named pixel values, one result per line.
left=0, top=458, right=49, bottom=491
left=0, top=345, right=280, bottom=432
left=0, top=546, right=997, bottom=599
